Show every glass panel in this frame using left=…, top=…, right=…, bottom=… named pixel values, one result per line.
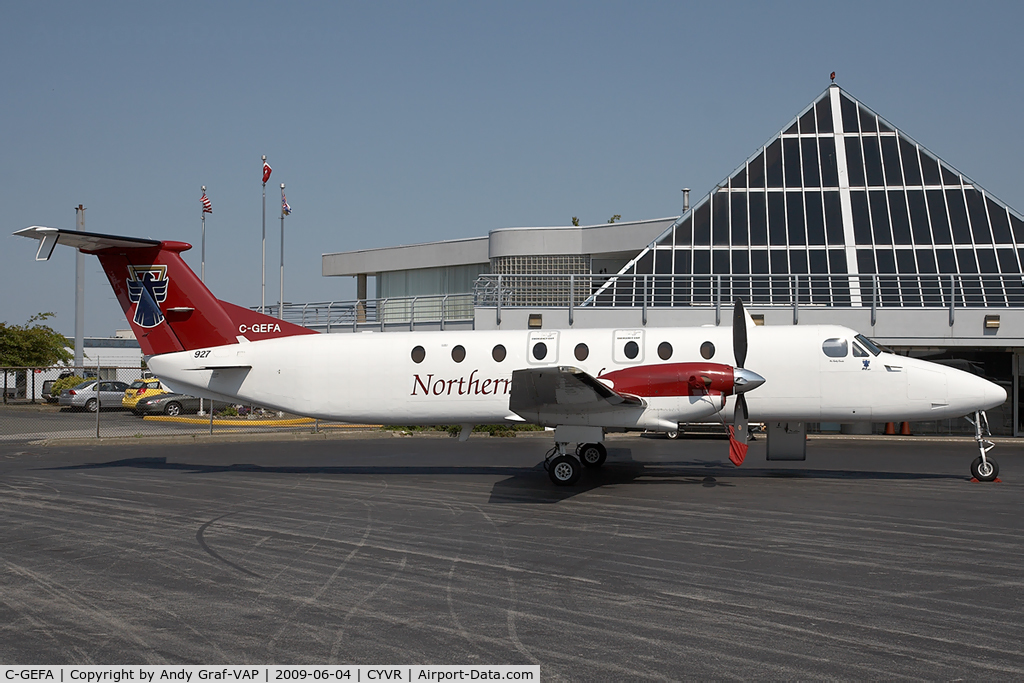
left=783, top=138, right=802, bottom=188
left=787, top=192, right=805, bottom=245
left=731, top=250, right=749, bottom=273
left=851, top=191, right=872, bottom=245
left=799, top=107, right=816, bottom=134
left=917, top=249, right=937, bottom=273
left=920, top=150, right=941, bottom=185
left=863, top=136, right=884, bottom=187
left=654, top=248, right=672, bottom=273
left=941, top=163, right=960, bottom=186
left=841, top=94, right=859, bottom=133
left=876, top=250, right=898, bottom=304
left=712, top=250, right=730, bottom=274
left=869, top=190, right=892, bottom=245
left=878, top=119, right=894, bottom=133
left=1011, top=213, right=1024, bottom=243
left=819, top=137, right=838, bottom=187
left=900, top=137, right=922, bottom=185
left=998, top=248, right=1020, bottom=273
left=801, top=138, right=820, bottom=188
left=784, top=121, right=798, bottom=135
left=858, top=106, right=877, bottom=132
left=673, top=250, right=691, bottom=273
left=789, top=250, right=808, bottom=274
left=766, top=139, right=783, bottom=188
left=908, top=190, right=931, bottom=244
left=889, top=190, right=912, bottom=245
left=731, top=192, right=748, bottom=246
left=828, top=248, right=848, bottom=273
left=770, top=250, right=789, bottom=272
left=918, top=249, right=941, bottom=304
left=927, top=190, right=952, bottom=244
left=896, top=249, right=916, bottom=272
left=876, top=250, right=896, bottom=273
left=748, top=150, right=765, bottom=188
left=674, top=215, right=692, bottom=246
left=712, top=192, right=729, bottom=245
left=809, top=249, right=829, bottom=303
left=655, top=251, right=672, bottom=304
left=751, top=250, right=769, bottom=273
left=936, top=249, right=956, bottom=273
left=897, top=249, right=920, bottom=305
left=805, top=192, right=825, bottom=245
left=988, top=198, right=1012, bottom=244
left=977, top=249, right=998, bottom=272
left=732, top=166, right=747, bottom=189
left=809, top=249, right=828, bottom=272
left=693, top=250, right=711, bottom=273
left=693, top=203, right=711, bottom=245
left=881, top=136, right=903, bottom=186
left=824, top=191, right=844, bottom=245
left=768, top=193, right=787, bottom=245
left=965, top=188, right=992, bottom=244
left=857, top=250, right=876, bottom=273
left=946, top=189, right=971, bottom=244
left=674, top=251, right=692, bottom=303
left=956, top=249, right=978, bottom=273
left=635, top=250, right=654, bottom=275
left=845, top=137, right=865, bottom=186
left=815, top=96, right=833, bottom=133
left=749, top=192, right=767, bottom=245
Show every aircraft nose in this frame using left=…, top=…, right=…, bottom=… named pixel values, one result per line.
left=733, top=368, right=765, bottom=393
left=983, top=378, right=1007, bottom=409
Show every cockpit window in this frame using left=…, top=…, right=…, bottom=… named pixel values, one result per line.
left=854, top=334, right=882, bottom=356
left=822, top=338, right=848, bottom=358
left=852, top=342, right=868, bottom=357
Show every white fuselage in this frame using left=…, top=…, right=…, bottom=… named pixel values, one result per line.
left=147, top=324, right=1006, bottom=427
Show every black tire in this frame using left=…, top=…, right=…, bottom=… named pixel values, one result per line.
left=165, top=402, right=183, bottom=417
left=84, top=398, right=98, bottom=413
left=971, top=456, right=999, bottom=482
left=578, top=442, right=607, bottom=468
left=666, top=429, right=680, bottom=440
left=548, top=455, right=582, bottom=486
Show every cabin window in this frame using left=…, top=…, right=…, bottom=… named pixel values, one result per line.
left=700, top=341, right=715, bottom=360
left=492, top=344, right=506, bottom=362
left=852, top=342, right=868, bottom=357
left=658, top=341, right=673, bottom=360
left=624, top=341, right=639, bottom=360
left=451, top=345, right=466, bottom=363
left=574, top=343, right=589, bottom=361
left=822, top=338, right=848, bottom=357
left=411, top=346, right=426, bottom=363
left=533, top=342, right=548, bottom=360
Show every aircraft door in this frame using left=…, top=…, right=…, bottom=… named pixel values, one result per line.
left=527, top=331, right=559, bottom=365
left=613, top=330, right=644, bottom=364
left=819, top=336, right=873, bottom=421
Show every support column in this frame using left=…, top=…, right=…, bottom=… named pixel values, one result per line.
left=356, top=273, right=367, bottom=323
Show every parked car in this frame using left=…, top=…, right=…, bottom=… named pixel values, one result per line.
left=122, top=377, right=167, bottom=410
left=58, top=380, right=131, bottom=412
left=134, top=393, right=227, bottom=417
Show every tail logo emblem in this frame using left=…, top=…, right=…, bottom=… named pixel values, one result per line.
left=126, top=265, right=169, bottom=328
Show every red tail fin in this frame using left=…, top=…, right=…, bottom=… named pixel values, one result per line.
left=15, top=227, right=316, bottom=356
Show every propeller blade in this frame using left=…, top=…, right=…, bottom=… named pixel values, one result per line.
left=734, top=393, right=749, bottom=444
left=733, top=298, right=747, bottom=368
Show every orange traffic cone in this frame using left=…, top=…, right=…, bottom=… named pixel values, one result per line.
left=884, top=422, right=895, bottom=435
left=900, top=421, right=912, bottom=436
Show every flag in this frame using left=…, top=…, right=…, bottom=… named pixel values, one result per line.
left=201, top=192, right=212, bottom=214
left=282, top=194, right=291, bottom=215
left=262, top=161, right=272, bottom=184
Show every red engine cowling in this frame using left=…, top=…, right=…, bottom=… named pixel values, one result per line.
left=599, top=363, right=736, bottom=399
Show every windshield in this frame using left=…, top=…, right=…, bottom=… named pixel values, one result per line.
left=73, top=380, right=94, bottom=390
left=854, top=334, right=882, bottom=356
left=129, top=380, right=146, bottom=389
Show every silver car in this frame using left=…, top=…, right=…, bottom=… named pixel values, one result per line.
left=58, top=380, right=130, bottom=412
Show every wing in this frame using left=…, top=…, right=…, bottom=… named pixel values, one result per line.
left=509, top=366, right=644, bottom=425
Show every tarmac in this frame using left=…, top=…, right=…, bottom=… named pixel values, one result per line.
left=0, top=432, right=1022, bottom=678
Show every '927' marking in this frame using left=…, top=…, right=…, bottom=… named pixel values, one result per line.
left=194, top=350, right=211, bottom=358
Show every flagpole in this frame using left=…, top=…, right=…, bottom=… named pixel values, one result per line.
left=261, top=155, right=267, bottom=314
left=201, top=185, right=206, bottom=283
left=279, top=183, right=285, bottom=320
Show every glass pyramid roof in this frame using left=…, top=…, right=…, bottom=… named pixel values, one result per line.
left=606, top=85, right=1024, bottom=307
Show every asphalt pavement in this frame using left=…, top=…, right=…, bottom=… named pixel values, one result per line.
left=0, top=433, right=1021, bottom=678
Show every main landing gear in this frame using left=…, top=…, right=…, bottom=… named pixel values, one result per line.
left=967, top=411, right=999, bottom=482
left=543, top=441, right=607, bottom=485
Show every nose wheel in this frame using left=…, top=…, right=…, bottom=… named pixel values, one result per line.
left=967, top=411, right=999, bottom=482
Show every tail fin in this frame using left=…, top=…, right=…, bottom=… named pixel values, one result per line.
left=15, top=226, right=317, bottom=356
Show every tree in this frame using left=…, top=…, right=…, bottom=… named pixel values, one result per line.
left=607, top=214, right=621, bottom=223
left=0, top=313, right=73, bottom=367
left=571, top=217, right=580, bottom=226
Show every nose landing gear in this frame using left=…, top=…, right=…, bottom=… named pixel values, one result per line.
left=967, top=411, right=999, bottom=482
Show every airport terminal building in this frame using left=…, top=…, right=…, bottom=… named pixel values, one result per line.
left=317, top=85, right=1024, bottom=435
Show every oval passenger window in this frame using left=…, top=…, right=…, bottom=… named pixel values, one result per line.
left=533, top=342, right=547, bottom=360
left=658, top=341, right=673, bottom=360
left=411, top=346, right=426, bottom=363
left=624, top=341, right=639, bottom=359
left=575, top=343, right=589, bottom=361
left=822, top=338, right=848, bottom=358
left=492, top=344, right=506, bottom=362
left=700, top=341, right=715, bottom=360
left=451, top=345, right=466, bottom=363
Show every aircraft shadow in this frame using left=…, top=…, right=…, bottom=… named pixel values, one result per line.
left=45, top=451, right=969, bottom=505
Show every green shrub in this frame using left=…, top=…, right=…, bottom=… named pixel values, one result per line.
left=50, top=375, right=84, bottom=395
left=217, top=405, right=239, bottom=417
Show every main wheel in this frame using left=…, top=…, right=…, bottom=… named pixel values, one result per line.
left=578, top=442, right=607, bottom=468
left=548, top=455, right=582, bottom=486
left=84, top=398, right=98, bottom=413
left=971, top=456, right=999, bottom=482
left=666, top=429, right=680, bottom=440
left=164, top=402, right=183, bottom=417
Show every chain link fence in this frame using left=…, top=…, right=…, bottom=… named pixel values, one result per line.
left=1, top=366, right=377, bottom=443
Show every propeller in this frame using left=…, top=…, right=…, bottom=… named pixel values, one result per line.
left=731, top=299, right=751, bottom=465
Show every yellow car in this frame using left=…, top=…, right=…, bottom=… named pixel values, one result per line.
left=122, top=377, right=167, bottom=410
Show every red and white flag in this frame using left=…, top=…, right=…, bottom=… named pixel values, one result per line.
left=262, top=161, right=273, bottom=184
left=201, top=192, right=212, bottom=214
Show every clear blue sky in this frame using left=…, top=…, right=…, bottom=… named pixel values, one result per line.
left=3, top=1, right=1023, bottom=337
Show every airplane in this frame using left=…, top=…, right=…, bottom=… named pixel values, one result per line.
left=15, top=225, right=1007, bottom=485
